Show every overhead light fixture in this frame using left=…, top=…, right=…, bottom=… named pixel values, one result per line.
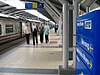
left=81, top=0, right=86, bottom=3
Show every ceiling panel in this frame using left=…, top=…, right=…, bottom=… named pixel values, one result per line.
left=0, top=1, right=37, bottom=20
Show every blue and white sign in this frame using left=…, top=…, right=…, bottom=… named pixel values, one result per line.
left=76, top=10, right=100, bottom=75
left=76, top=12, right=95, bottom=39
left=76, top=55, right=92, bottom=75
left=76, top=45, right=93, bottom=73
left=76, top=35, right=94, bottom=57
left=25, top=2, right=44, bottom=9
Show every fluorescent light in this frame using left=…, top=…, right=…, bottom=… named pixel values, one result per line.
left=27, top=19, right=41, bottom=22
left=50, top=21, right=55, bottom=25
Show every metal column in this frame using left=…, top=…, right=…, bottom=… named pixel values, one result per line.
left=86, top=6, right=90, bottom=13
left=73, top=0, right=80, bottom=69
left=63, top=2, right=69, bottom=69
left=59, top=0, right=69, bottom=69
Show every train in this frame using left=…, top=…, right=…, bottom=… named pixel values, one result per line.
left=0, top=15, right=54, bottom=53
left=0, top=15, right=32, bottom=53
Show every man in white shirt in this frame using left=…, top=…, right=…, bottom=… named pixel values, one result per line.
left=24, top=24, right=31, bottom=44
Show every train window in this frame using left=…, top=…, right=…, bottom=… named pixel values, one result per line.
left=5, top=24, right=13, bottom=34
left=15, top=24, right=20, bottom=33
left=0, top=24, right=1, bottom=35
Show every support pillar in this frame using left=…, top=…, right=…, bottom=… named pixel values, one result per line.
left=86, top=6, right=90, bottom=13
left=58, top=0, right=78, bottom=74
left=62, top=1, right=69, bottom=69
left=73, top=0, right=80, bottom=69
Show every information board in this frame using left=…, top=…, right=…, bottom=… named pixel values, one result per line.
left=76, top=10, right=100, bottom=75
left=25, top=2, right=44, bottom=9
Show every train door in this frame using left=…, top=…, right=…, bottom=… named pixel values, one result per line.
left=19, top=22, right=22, bottom=37
left=0, top=24, right=1, bottom=35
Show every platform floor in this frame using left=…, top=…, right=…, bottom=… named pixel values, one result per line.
left=0, top=29, right=63, bottom=75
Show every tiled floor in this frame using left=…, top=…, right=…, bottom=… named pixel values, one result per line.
left=0, top=29, right=62, bottom=75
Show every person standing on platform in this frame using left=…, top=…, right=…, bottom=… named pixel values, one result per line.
left=44, top=23, right=50, bottom=43
left=32, top=23, right=38, bottom=45
left=54, top=23, right=58, bottom=33
left=39, top=23, right=44, bottom=43
left=24, top=23, right=31, bottom=44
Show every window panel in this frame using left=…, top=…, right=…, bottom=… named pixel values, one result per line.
left=5, top=24, right=13, bottom=34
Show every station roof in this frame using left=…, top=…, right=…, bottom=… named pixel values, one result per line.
left=20, top=0, right=100, bottom=21
left=0, top=1, right=46, bottom=22
left=0, top=0, right=100, bottom=22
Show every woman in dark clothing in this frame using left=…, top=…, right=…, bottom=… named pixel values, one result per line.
left=32, top=23, right=38, bottom=45
left=39, top=23, right=44, bottom=43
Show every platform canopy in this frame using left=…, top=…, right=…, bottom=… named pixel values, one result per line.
left=20, top=0, right=100, bottom=22
left=0, top=0, right=100, bottom=22
left=0, top=1, right=47, bottom=22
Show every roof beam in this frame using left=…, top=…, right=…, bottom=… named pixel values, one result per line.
left=0, top=4, right=9, bottom=7
left=44, top=5, right=59, bottom=22
left=87, top=0, right=97, bottom=7
left=3, top=7, right=16, bottom=11
left=52, top=3, right=62, bottom=10
left=10, top=11, right=25, bottom=16
left=4, top=9, right=17, bottom=14
left=41, top=0, right=60, bottom=21
left=45, top=0, right=60, bottom=16
left=96, top=0, right=100, bottom=5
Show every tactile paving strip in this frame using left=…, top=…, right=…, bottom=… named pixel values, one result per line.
left=0, top=68, right=58, bottom=74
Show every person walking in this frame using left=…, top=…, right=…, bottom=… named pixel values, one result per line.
left=39, top=23, right=44, bottom=43
left=54, top=23, right=58, bottom=33
left=24, top=23, right=31, bottom=44
left=44, top=23, right=50, bottom=43
left=32, top=23, right=38, bottom=45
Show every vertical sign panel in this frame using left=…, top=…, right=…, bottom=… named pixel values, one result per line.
left=76, top=10, right=100, bottom=75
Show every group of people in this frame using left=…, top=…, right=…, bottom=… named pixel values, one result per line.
left=24, top=22, right=50, bottom=45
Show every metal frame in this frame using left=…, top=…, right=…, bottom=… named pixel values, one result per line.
left=45, top=0, right=60, bottom=16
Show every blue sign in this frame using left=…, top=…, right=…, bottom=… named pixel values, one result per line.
left=76, top=10, right=100, bottom=75
left=76, top=45, right=93, bottom=74
left=76, top=12, right=95, bottom=39
left=38, top=2, right=44, bottom=8
left=76, top=35, right=94, bottom=57
left=25, top=2, right=44, bottom=9
left=76, top=55, right=92, bottom=75
left=25, top=3, right=32, bottom=9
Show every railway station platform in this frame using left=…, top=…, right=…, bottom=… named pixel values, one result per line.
left=0, top=29, right=73, bottom=75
